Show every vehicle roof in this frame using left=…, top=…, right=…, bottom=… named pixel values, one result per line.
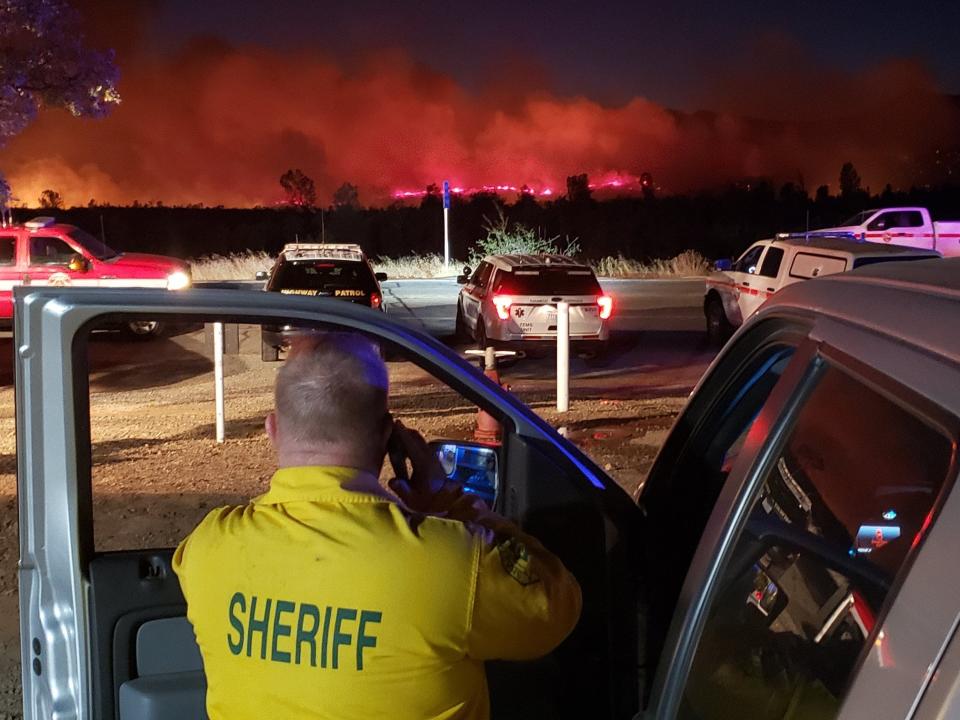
left=764, top=235, right=939, bottom=257
left=762, top=257, right=960, bottom=361
left=482, top=253, right=592, bottom=272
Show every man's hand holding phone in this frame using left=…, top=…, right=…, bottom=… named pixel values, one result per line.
left=387, top=420, right=464, bottom=514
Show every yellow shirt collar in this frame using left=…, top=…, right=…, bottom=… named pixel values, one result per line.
left=254, top=466, right=391, bottom=505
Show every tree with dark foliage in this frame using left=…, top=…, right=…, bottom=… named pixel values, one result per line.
left=839, top=162, right=862, bottom=198
left=279, top=169, right=317, bottom=207
left=565, top=173, right=591, bottom=202
left=38, top=188, right=63, bottom=209
left=333, top=182, right=360, bottom=209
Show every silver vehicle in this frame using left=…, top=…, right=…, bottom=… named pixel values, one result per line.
left=455, top=254, right=612, bottom=352
left=15, top=256, right=960, bottom=719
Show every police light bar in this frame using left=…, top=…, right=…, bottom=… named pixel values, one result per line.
left=25, top=216, right=57, bottom=229
left=775, top=231, right=865, bottom=242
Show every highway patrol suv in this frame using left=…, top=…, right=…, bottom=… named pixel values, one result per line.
left=703, top=235, right=938, bottom=344
left=258, top=242, right=387, bottom=360
left=456, top=254, right=612, bottom=353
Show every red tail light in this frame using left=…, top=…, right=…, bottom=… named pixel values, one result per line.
left=493, top=295, right=513, bottom=320
left=597, top=295, right=613, bottom=319
left=370, top=292, right=382, bottom=309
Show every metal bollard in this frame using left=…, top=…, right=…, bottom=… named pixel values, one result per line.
left=213, top=322, right=225, bottom=443
left=556, top=301, right=569, bottom=412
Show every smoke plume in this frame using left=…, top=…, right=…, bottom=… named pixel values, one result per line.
left=1, top=33, right=956, bottom=207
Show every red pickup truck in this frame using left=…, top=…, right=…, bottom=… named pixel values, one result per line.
left=0, top=216, right=191, bottom=336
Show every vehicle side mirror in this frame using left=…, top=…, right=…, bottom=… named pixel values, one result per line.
left=714, top=258, right=733, bottom=272
left=429, top=440, right=499, bottom=505
left=68, top=254, right=90, bottom=273
left=255, top=270, right=269, bottom=281
left=375, top=272, right=388, bottom=282
left=456, top=274, right=469, bottom=285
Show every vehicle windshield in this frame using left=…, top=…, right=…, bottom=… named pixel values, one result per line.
left=67, top=227, right=119, bottom=260
left=274, top=260, right=375, bottom=290
left=839, top=210, right=878, bottom=226
left=493, top=268, right=602, bottom=295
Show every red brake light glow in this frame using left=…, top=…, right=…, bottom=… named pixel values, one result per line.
left=597, top=295, right=613, bottom=319
left=370, top=292, right=382, bottom=309
left=493, top=295, right=513, bottom=320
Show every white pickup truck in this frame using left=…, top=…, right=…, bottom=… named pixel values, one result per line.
left=815, top=207, right=960, bottom=257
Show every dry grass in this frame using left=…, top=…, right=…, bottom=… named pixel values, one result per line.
left=592, top=250, right=711, bottom=278
left=189, top=251, right=273, bottom=281
left=190, top=249, right=711, bottom=281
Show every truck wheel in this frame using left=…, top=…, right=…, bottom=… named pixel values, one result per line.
left=125, top=320, right=164, bottom=340
left=705, top=298, right=732, bottom=347
left=475, top=316, right=489, bottom=350
left=261, top=339, right=280, bottom=362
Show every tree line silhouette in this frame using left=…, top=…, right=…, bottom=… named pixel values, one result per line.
left=18, top=174, right=960, bottom=263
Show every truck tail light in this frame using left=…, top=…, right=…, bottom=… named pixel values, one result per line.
left=370, top=292, right=382, bottom=309
left=493, top=295, right=513, bottom=320
left=597, top=295, right=613, bottom=319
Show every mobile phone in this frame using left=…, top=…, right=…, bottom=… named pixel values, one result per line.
left=387, top=426, right=409, bottom=482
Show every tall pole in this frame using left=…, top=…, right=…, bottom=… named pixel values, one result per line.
left=214, top=322, right=225, bottom=443
left=556, top=302, right=570, bottom=412
left=442, top=180, right=451, bottom=268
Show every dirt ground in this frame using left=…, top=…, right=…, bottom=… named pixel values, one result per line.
left=0, top=327, right=713, bottom=717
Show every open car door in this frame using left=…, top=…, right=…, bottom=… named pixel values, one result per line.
left=15, top=286, right=645, bottom=720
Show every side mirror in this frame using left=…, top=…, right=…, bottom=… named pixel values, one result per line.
left=456, top=274, right=469, bottom=285
left=68, top=254, right=90, bottom=273
left=375, top=272, right=388, bottom=282
left=714, top=258, right=732, bottom=272
left=255, top=270, right=269, bottom=281
left=429, top=440, right=499, bottom=505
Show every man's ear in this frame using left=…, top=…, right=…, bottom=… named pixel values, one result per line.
left=265, top=411, right=278, bottom=447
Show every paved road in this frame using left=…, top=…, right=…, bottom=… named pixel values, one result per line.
left=381, top=277, right=706, bottom=337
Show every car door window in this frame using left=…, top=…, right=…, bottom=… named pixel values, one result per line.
left=29, top=235, right=76, bottom=265
left=0, top=236, right=15, bottom=265
left=677, top=365, right=954, bottom=720
left=734, top=245, right=765, bottom=274
left=757, top=247, right=784, bottom=279
left=867, top=213, right=891, bottom=231
left=887, top=211, right=923, bottom=228
left=469, top=262, right=488, bottom=287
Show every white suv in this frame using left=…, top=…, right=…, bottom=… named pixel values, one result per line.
left=704, top=235, right=938, bottom=344
left=455, top=254, right=612, bottom=352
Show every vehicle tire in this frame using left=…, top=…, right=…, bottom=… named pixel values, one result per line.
left=705, top=298, right=733, bottom=347
left=125, top=320, right=164, bottom=340
left=454, top=302, right=470, bottom=343
left=261, top=339, right=280, bottom=362
left=475, top=315, right=489, bottom=350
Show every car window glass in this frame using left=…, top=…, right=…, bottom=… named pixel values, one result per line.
left=493, top=268, right=601, bottom=295
left=272, top=261, right=374, bottom=293
left=892, top=211, right=923, bottom=228
left=0, top=237, right=14, bottom=266
left=734, top=245, right=764, bottom=274
left=476, top=263, right=493, bottom=288
left=867, top=213, right=890, bottom=231
left=642, top=342, right=797, bottom=687
left=678, top=365, right=954, bottom=720
left=29, top=236, right=76, bottom=266
left=468, top=263, right=483, bottom=285
left=81, top=317, right=490, bottom=551
left=757, top=247, right=784, bottom=278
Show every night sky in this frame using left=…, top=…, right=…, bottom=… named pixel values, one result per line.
left=149, top=0, right=960, bottom=108
left=2, top=0, right=958, bottom=207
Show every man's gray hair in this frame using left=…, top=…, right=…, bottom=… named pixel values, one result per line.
left=274, top=332, right=389, bottom=448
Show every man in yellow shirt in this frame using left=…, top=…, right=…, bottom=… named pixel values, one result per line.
left=173, top=333, right=582, bottom=719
